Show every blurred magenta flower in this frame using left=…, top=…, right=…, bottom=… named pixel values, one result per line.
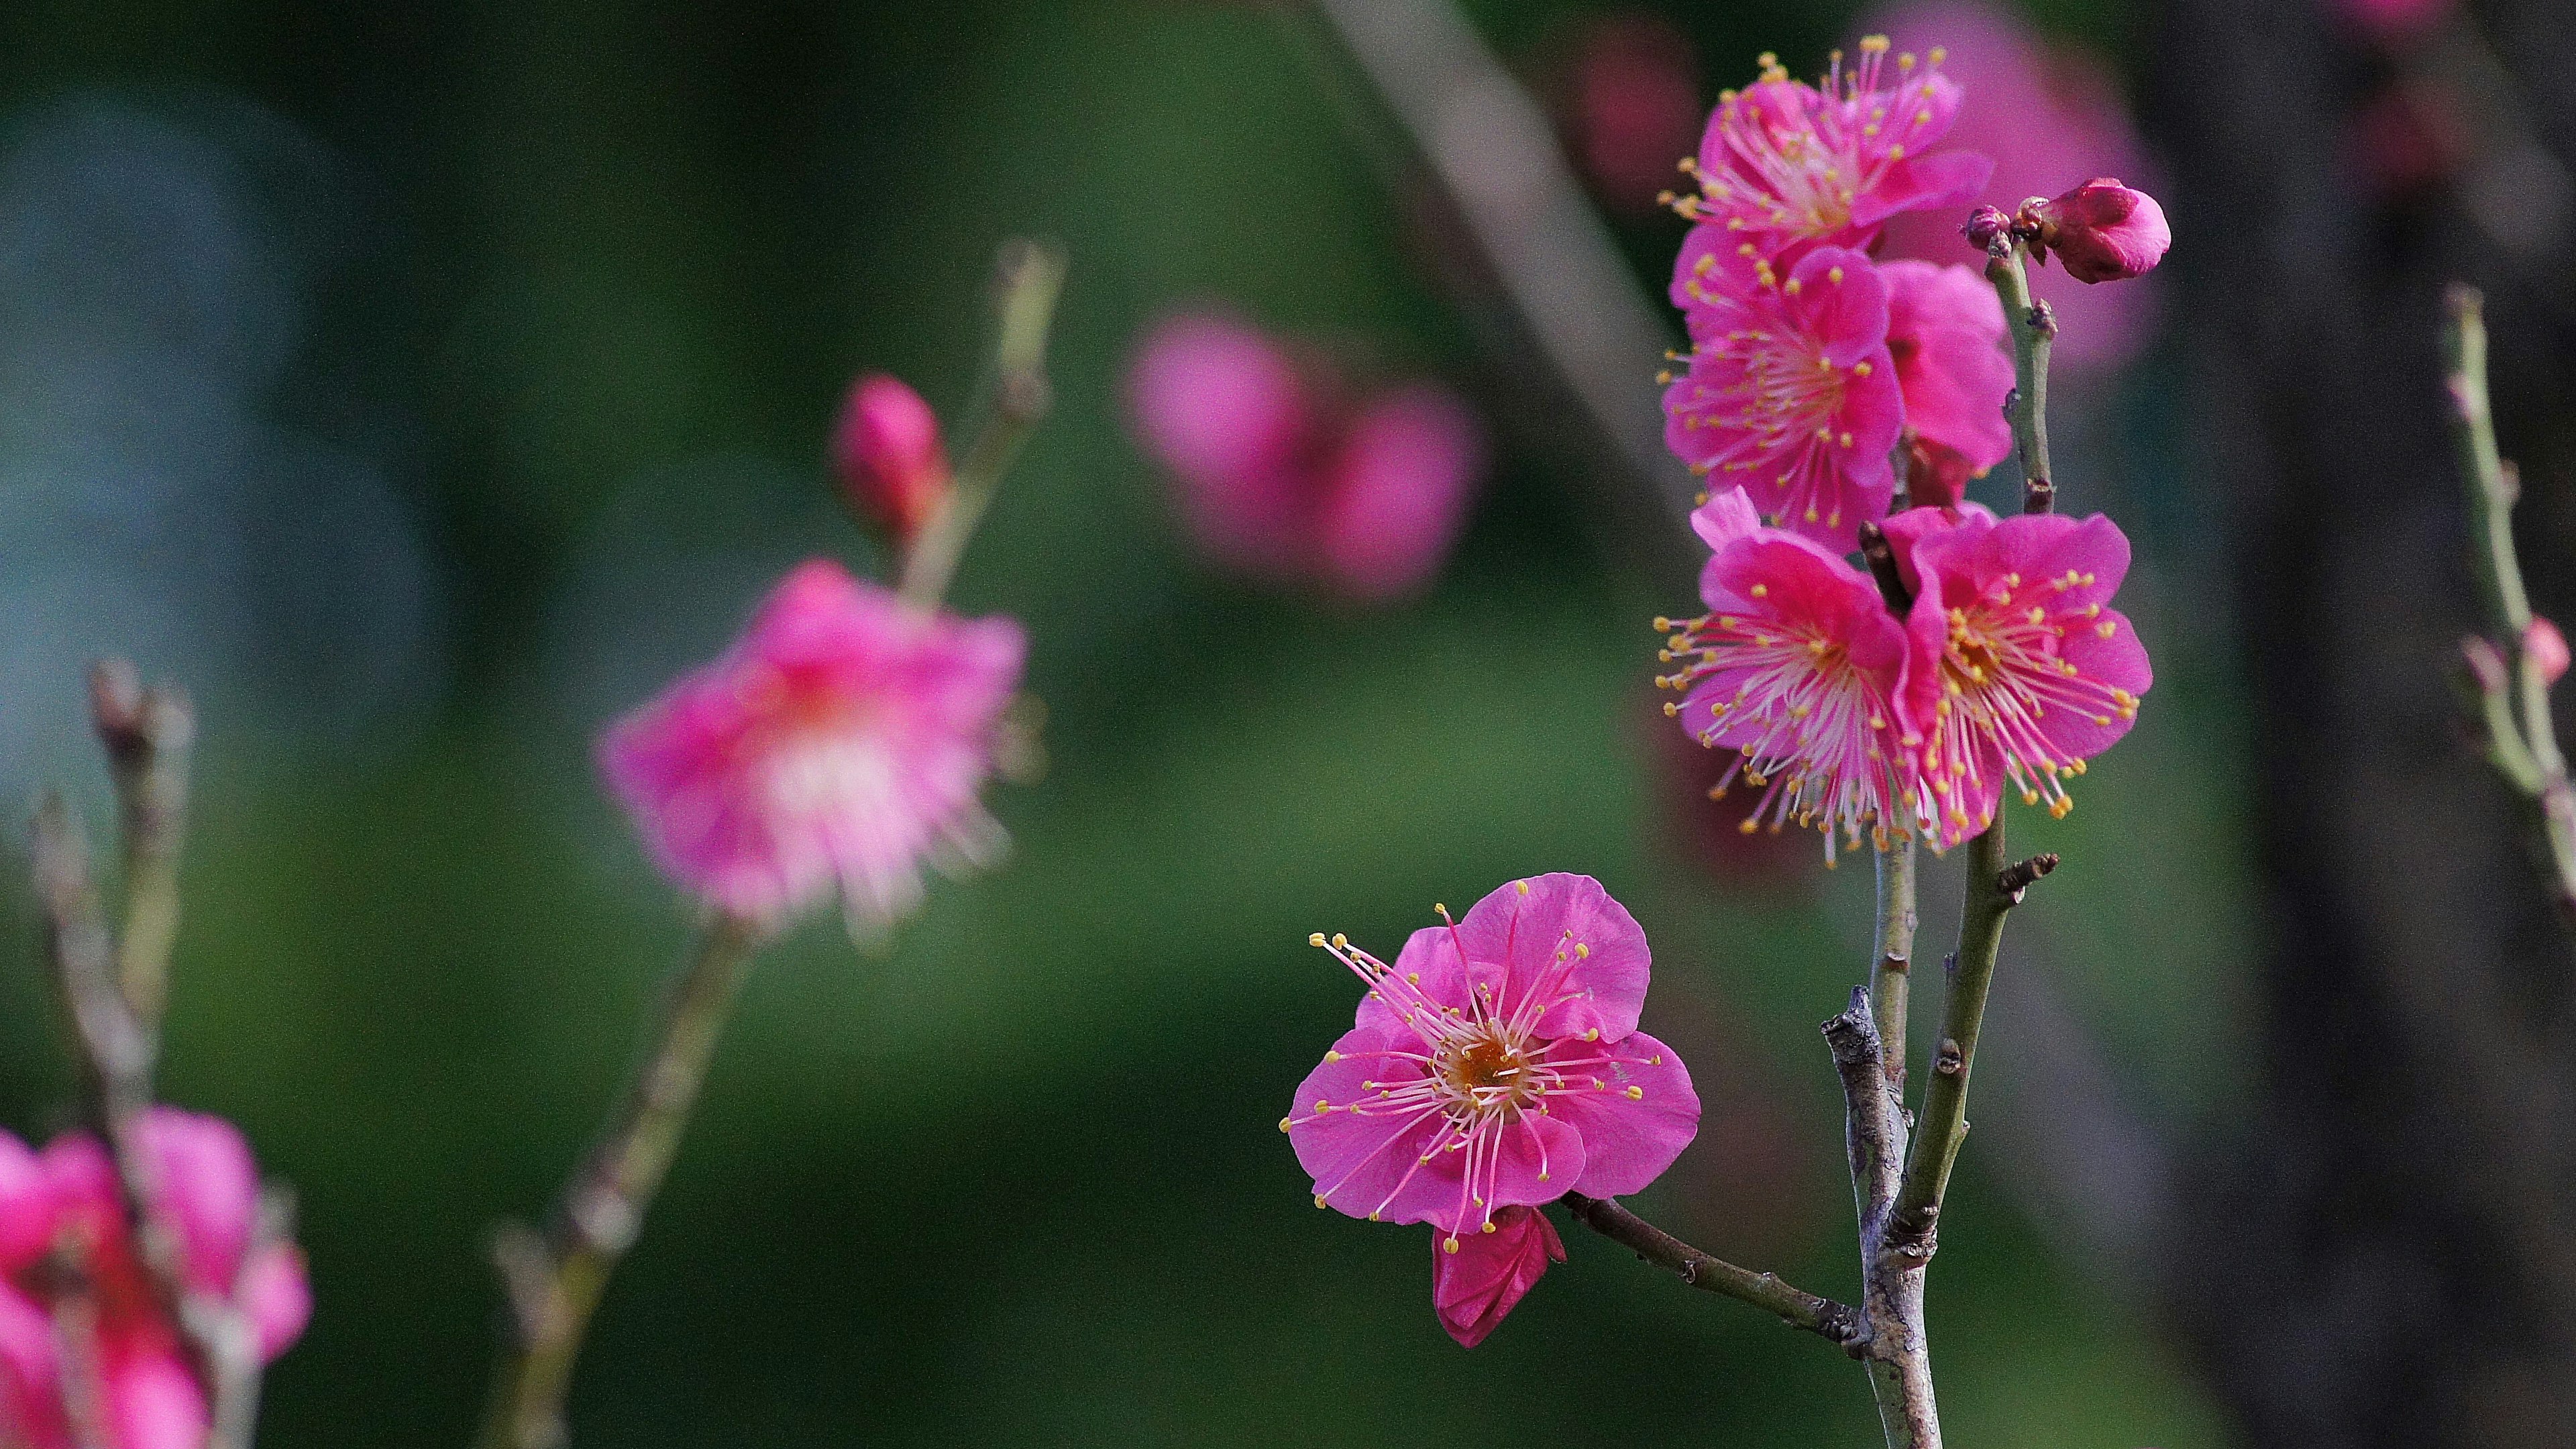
left=1862, top=1, right=2158, bottom=366
left=1881, top=260, right=2013, bottom=506
left=1665, top=247, right=1904, bottom=551
left=1673, top=36, right=1991, bottom=265
left=1287, top=875, right=1699, bottom=1342
left=829, top=373, right=952, bottom=545
left=1564, top=13, right=1703, bottom=217
left=598, top=558, right=1025, bottom=930
left=2028, top=178, right=2171, bottom=283
left=1882, top=505, right=2150, bottom=845
left=1432, top=1205, right=1564, bottom=1348
left=1, top=1110, right=309, bottom=1449
left=1658, top=488, right=1923, bottom=859
left=1126, top=313, right=1484, bottom=601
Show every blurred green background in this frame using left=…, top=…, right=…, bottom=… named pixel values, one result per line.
left=0, top=1, right=2251, bottom=1444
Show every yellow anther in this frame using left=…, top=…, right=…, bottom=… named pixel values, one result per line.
left=1854, top=360, right=1873, bottom=375
left=1625, top=1086, right=1646, bottom=1100
left=1324, top=1051, right=1342, bottom=1063
left=1585, top=1028, right=1601, bottom=1042
left=2028, top=607, right=2047, bottom=624
left=1309, top=932, right=1328, bottom=947
left=1750, top=583, right=1768, bottom=597
left=1314, top=1099, right=1332, bottom=1113
left=1278, top=1117, right=1292, bottom=1132
left=1515, top=879, right=1531, bottom=895
left=1332, top=932, right=1349, bottom=949
left=2096, top=621, right=2117, bottom=638
left=1444, top=1236, right=1461, bottom=1254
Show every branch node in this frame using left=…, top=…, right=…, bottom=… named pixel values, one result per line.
left=1998, top=851, right=2059, bottom=902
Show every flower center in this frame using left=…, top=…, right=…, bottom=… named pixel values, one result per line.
left=1438, top=1030, right=1535, bottom=1113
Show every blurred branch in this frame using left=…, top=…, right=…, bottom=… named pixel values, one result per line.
left=90, top=658, right=193, bottom=1031
left=897, top=239, right=1066, bottom=612
left=1284, top=0, right=1701, bottom=545
left=1984, top=239, right=2058, bottom=515
left=1825, top=988, right=1935, bottom=1448
left=1557, top=1192, right=1862, bottom=1351
left=477, top=916, right=762, bottom=1449
left=2445, top=284, right=2576, bottom=920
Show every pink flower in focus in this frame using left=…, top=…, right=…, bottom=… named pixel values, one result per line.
left=1882, top=260, right=2012, bottom=508
left=1432, top=1205, right=1564, bottom=1348
left=2029, top=178, right=2170, bottom=284
left=1665, top=247, right=1905, bottom=551
left=1287, top=875, right=1699, bottom=1343
left=1863, top=1, right=2157, bottom=368
left=2526, top=616, right=2570, bottom=686
left=1126, top=313, right=1485, bottom=601
left=1671, top=37, right=1992, bottom=268
left=829, top=374, right=951, bottom=544
left=1566, top=14, right=1704, bottom=218
left=598, top=559, right=1026, bottom=930
left=1882, top=506, right=2151, bottom=845
left=1657, top=488, right=1926, bottom=858
left=0, top=1110, right=310, bottom=1449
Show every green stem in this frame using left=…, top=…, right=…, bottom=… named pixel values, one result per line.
left=896, top=241, right=1066, bottom=612
left=476, top=918, right=762, bottom=1449
left=1984, top=241, right=2057, bottom=515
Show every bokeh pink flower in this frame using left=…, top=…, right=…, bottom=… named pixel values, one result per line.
left=1126, top=313, right=1485, bottom=602
left=1287, top=875, right=1698, bottom=1344
left=599, top=558, right=1026, bottom=930
left=1564, top=13, right=1703, bottom=217
left=829, top=373, right=951, bottom=544
left=1665, top=246, right=1904, bottom=551
left=1861, top=1, right=2158, bottom=368
left=1, top=1110, right=309, bottom=1449
left=1880, top=260, right=2013, bottom=507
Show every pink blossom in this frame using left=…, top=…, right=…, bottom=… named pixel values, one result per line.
left=2527, top=616, right=2570, bottom=686
left=1882, top=506, right=2151, bottom=845
left=0, top=1110, right=310, bottom=1449
left=1881, top=260, right=2012, bottom=507
left=598, top=558, right=1026, bottom=930
left=1657, top=488, right=1926, bottom=859
left=1564, top=14, right=1704, bottom=217
left=1287, top=875, right=1698, bottom=1342
left=1432, top=1205, right=1563, bottom=1348
left=1126, top=313, right=1485, bottom=600
left=828, top=374, right=951, bottom=543
left=1670, top=36, right=1992, bottom=268
left=1862, top=1, right=2157, bottom=367
left=2029, top=178, right=2169, bottom=284
left=1665, top=247, right=1905, bottom=551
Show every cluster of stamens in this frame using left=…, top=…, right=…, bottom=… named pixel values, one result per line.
left=1919, top=568, right=2137, bottom=833
left=1666, top=261, right=1872, bottom=529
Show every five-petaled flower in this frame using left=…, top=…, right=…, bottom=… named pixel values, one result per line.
left=1664, top=247, right=1905, bottom=551
left=1657, top=488, right=1925, bottom=858
left=599, top=558, right=1027, bottom=932
left=0, top=1110, right=311, bottom=1449
left=1882, top=506, right=2152, bottom=846
left=1668, top=35, right=1992, bottom=270
left=1285, top=875, right=1699, bottom=1346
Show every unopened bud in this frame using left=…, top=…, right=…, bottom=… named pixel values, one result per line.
left=2526, top=616, right=2570, bottom=685
left=829, top=373, right=952, bottom=542
left=1962, top=205, right=2012, bottom=254
left=2027, top=178, right=2169, bottom=283
left=2463, top=634, right=2510, bottom=693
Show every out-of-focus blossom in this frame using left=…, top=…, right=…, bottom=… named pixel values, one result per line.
left=1670, top=36, right=1991, bottom=266
left=1126, top=313, right=1485, bottom=602
left=1881, top=260, right=2012, bottom=507
left=1432, top=1205, right=1564, bottom=1348
left=598, top=559, right=1025, bottom=931
left=2351, top=83, right=2471, bottom=199
left=2329, top=0, right=2455, bottom=42
left=829, top=374, right=951, bottom=544
left=1666, top=247, right=1904, bottom=551
left=1656, top=488, right=1924, bottom=859
left=1287, top=875, right=1698, bottom=1344
left=2527, top=616, right=2570, bottom=685
left=1863, top=1, right=2157, bottom=367
left=1563, top=14, right=1704, bottom=217
left=2028, top=178, right=2169, bottom=283
left=0, top=1110, right=309, bottom=1449
left=1882, top=506, right=2151, bottom=846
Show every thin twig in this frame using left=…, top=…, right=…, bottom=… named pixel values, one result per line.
left=1984, top=239, right=2057, bottom=515
left=2443, top=284, right=2576, bottom=919
left=476, top=916, right=762, bottom=1449
left=896, top=240, right=1066, bottom=612
left=1824, top=988, right=1937, bottom=1448
left=1556, top=1192, right=1862, bottom=1352
left=90, top=659, right=193, bottom=1030
left=1857, top=521, right=1913, bottom=615
left=1871, top=842, right=1919, bottom=1097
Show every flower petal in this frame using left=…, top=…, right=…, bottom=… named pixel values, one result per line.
left=1430, top=1205, right=1564, bottom=1348
left=1452, top=874, right=1651, bottom=1042
left=1289, top=1026, right=1446, bottom=1224
left=1547, top=1031, right=1700, bottom=1198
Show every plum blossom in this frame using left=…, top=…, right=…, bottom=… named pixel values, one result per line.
left=829, top=373, right=951, bottom=543
left=0, top=1110, right=309, bottom=1449
left=1126, top=313, right=1485, bottom=602
left=1881, top=260, right=2012, bottom=508
left=1656, top=488, right=1925, bottom=859
left=1664, top=246, right=1904, bottom=551
left=1882, top=506, right=2151, bottom=845
left=1563, top=14, right=1705, bottom=217
left=598, top=558, right=1026, bottom=930
left=1286, top=875, right=1698, bottom=1344
left=2027, top=178, right=2170, bottom=284
left=1668, top=34, right=1992, bottom=270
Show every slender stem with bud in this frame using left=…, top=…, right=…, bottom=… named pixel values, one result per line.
left=2443, top=284, right=2576, bottom=920
left=1984, top=239, right=2057, bottom=516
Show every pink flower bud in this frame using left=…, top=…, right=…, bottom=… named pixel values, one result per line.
left=2526, top=616, right=2570, bottom=685
left=1962, top=204, right=2012, bottom=254
left=829, top=374, right=951, bottom=542
left=2030, top=178, right=2169, bottom=283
